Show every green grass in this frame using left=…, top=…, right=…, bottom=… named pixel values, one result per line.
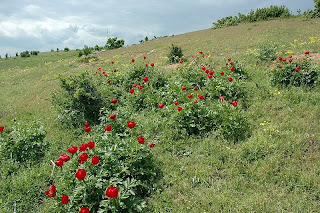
left=0, top=17, right=320, bottom=212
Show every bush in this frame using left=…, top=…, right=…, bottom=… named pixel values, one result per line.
left=45, top=123, right=159, bottom=212
left=105, top=37, right=125, bottom=50
left=271, top=53, right=320, bottom=87
left=52, top=72, right=104, bottom=127
left=64, top=47, right=70, bottom=52
left=247, top=43, right=278, bottom=62
left=168, top=44, right=183, bottom=63
left=20, top=51, right=30, bottom=58
left=0, top=121, right=48, bottom=163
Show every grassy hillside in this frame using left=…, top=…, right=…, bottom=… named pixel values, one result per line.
left=0, top=17, right=320, bottom=212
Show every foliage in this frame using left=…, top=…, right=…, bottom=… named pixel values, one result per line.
left=20, top=50, right=31, bottom=57
left=31, top=51, right=39, bottom=56
left=271, top=53, right=320, bottom=87
left=105, top=37, right=125, bottom=50
left=247, top=43, right=278, bottom=62
left=64, top=47, right=70, bottom=52
left=213, top=5, right=292, bottom=29
left=52, top=72, right=104, bottom=127
left=168, top=44, right=183, bottom=63
left=0, top=122, right=48, bottom=163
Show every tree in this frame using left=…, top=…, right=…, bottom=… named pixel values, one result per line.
left=105, top=37, right=125, bottom=50
left=314, top=0, right=320, bottom=17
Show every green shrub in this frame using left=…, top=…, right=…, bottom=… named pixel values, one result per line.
left=31, top=51, right=39, bottom=56
left=52, top=72, right=104, bottom=127
left=105, top=37, right=125, bottom=50
left=271, top=53, right=319, bottom=87
left=20, top=51, right=30, bottom=58
left=168, top=44, right=183, bottom=64
left=64, top=47, right=70, bottom=52
left=247, top=43, right=278, bottom=62
left=0, top=122, right=48, bottom=163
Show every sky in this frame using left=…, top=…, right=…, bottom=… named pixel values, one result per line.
left=0, top=0, right=316, bottom=57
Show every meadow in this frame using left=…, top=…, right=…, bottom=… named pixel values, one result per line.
left=0, top=17, right=320, bottom=212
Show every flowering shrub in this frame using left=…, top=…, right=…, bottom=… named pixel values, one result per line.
left=0, top=122, right=48, bottom=163
left=271, top=52, right=319, bottom=87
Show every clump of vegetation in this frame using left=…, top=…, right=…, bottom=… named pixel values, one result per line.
left=168, top=44, right=183, bottom=63
left=105, top=37, right=125, bottom=50
left=213, top=5, right=292, bottom=29
left=20, top=51, right=31, bottom=57
left=64, top=47, right=69, bottom=52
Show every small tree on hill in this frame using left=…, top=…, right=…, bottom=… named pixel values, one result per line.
left=105, top=37, right=125, bottom=50
left=168, top=44, right=183, bottom=64
left=314, top=0, right=320, bottom=17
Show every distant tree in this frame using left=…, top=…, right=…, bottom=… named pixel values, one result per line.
left=64, top=47, right=70, bottom=52
left=105, top=37, right=125, bottom=50
left=83, top=45, right=92, bottom=56
left=57, top=48, right=59, bottom=52
left=145, top=36, right=149, bottom=42
left=20, top=51, right=30, bottom=57
left=314, top=0, right=320, bottom=17
left=94, top=45, right=101, bottom=51
left=297, top=9, right=301, bottom=15
left=16, top=52, right=19, bottom=57
left=31, top=51, right=39, bottom=55
left=139, top=40, right=144, bottom=43
left=78, top=50, right=83, bottom=57
left=5, top=53, right=8, bottom=59
left=168, top=44, right=183, bottom=64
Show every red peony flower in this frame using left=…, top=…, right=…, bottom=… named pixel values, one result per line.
left=84, top=126, right=91, bottom=133
left=97, top=67, right=101, bottom=70
left=305, top=50, right=310, bottom=55
left=49, top=185, right=56, bottom=192
left=0, top=126, right=4, bottom=132
left=198, top=94, right=204, bottom=100
left=67, top=145, right=78, bottom=154
left=193, top=99, right=198, bottom=104
left=75, top=169, right=87, bottom=180
left=220, top=72, right=224, bottom=76
left=232, top=100, right=238, bottom=107
left=278, top=56, right=282, bottom=61
left=150, top=63, right=155, bottom=67
left=61, top=195, right=69, bottom=204
left=174, top=101, right=179, bottom=105
left=230, top=62, right=234, bottom=65
left=127, top=121, right=136, bottom=128
left=55, top=159, right=63, bottom=167
left=146, top=63, right=148, bottom=67
left=279, top=65, right=282, bottom=69
left=219, top=96, right=226, bottom=101
left=137, top=136, right=145, bottom=144
left=199, top=51, right=203, bottom=54
left=106, top=186, right=119, bottom=198
left=113, top=69, right=117, bottom=72
left=188, top=94, right=193, bottom=99
left=149, top=143, right=155, bottom=148
left=289, top=59, right=292, bottom=63
left=177, top=106, right=182, bottom=111
left=228, top=77, right=233, bottom=82
left=107, top=80, right=111, bottom=84
left=228, top=57, right=231, bottom=61
left=179, top=59, right=183, bottom=63
left=79, top=207, right=90, bottom=213
left=79, top=153, right=88, bottom=161
left=111, top=99, right=117, bottom=104
left=181, top=86, right=186, bottom=90
left=87, top=141, right=95, bottom=149
left=105, top=125, right=112, bottom=131
left=282, top=58, right=286, bottom=62
left=138, top=85, right=143, bottom=90
left=79, top=143, right=88, bottom=152
left=131, top=58, right=135, bottom=62
left=132, top=83, right=137, bottom=87
left=201, top=66, right=206, bottom=70
left=193, top=87, right=197, bottom=91
left=111, top=60, right=114, bottom=64
left=78, top=160, right=85, bottom=164
left=208, top=75, right=213, bottom=79
left=205, top=69, right=209, bottom=74
left=289, top=55, right=293, bottom=58
left=110, top=114, right=116, bottom=120
left=91, top=156, right=99, bottom=165
left=143, top=56, right=146, bottom=59
left=230, top=67, right=235, bottom=71
left=143, top=77, right=149, bottom=82
left=84, top=122, right=89, bottom=127
left=130, top=89, right=134, bottom=94
left=59, top=154, right=70, bottom=162
left=158, top=103, right=164, bottom=109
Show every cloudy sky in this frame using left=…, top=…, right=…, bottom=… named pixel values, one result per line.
left=0, top=0, right=315, bottom=57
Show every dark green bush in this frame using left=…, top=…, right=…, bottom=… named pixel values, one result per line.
left=105, top=37, right=125, bottom=50
left=168, top=44, right=183, bottom=63
left=20, top=51, right=30, bottom=58
left=64, top=47, right=70, bottom=52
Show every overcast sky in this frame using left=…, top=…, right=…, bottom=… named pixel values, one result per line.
left=0, top=0, right=315, bottom=57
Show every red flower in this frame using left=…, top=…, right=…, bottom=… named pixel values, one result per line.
left=79, top=143, right=88, bottom=152
left=177, top=106, right=182, bottom=111
left=111, top=60, right=114, bottom=64
left=131, top=58, right=135, bottom=62
left=67, top=145, right=78, bottom=154
left=289, top=59, right=292, bottom=63
left=46, top=189, right=55, bottom=198
left=193, top=99, right=198, bottom=104
left=110, top=114, right=116, bottom=120
left=0, top=126, right=4, bottom=132
left=278, top=65, right=282, bottom=69
left=146, top=63, right=148, bottom=67
left=78, top=160, right=85, bottom=164
left=143, top=56, right=146, bottom=59
left=220, top=72, right=224, bottom=76
left=84, top=122, right=89, bottom=127
left=87, top=141, right=95, bottom=149
left=228, top=57, right=231, bottom=61
left=149, top=143, right=155, bottom=148
left=282, top=58, right=286, bottom=62
left=179, top=59, right=183, bottom=63
left=150, top=63, right=155, bottom=67
left=111, top=99, right=117, bottom=104
left=84, top=126, right=91, bottom=133
left=79, top=153, right=88, bottom=161
left=219, top=96, right=226, bottom=101
left=198, top=94, right=204, bottom=100
left=278, top=56, right=282, bottom=61
left=181, top=86, right=186, bottom=90
left=230, top=62, right=234, bottom=65
left=61, top=195, right=69, bottom=204
left=137, top=136, right=145, bottom=144
left=59, top=154, right=70, bottom=162
left=193, top=87, right=197, bottom=91
left=295, top=68, right=299, bottom=72
left=97, top=67, right=102, bottom=70
left=105, top=125, right=112, bottom=131
left=138, top=85, right=143, bottom=90
left=102, top=71, right=106, bottom=75
left=129, top=89, right=134, bottom=94
left=232, top=100, right=238, bottom=107
left=55, top=159, right=64, bottom=167
left=127, top=121, right=136, bottom=128
left=49, top=185, right=56, bottom=192
left=228, top=77, right=233, bottom=82
left=106, top=186, right=119, bottom=198
left=209, top=71, right=214, bottom=75
left=230, top=67, right=235, bottom=71
left=174, top=101, right=179, bottom=105
left=113, top=69, right=117, bottom=72
left=133, top=83, right=137, bottom=88
left=79, top=207, right=90, bottom=213
left=297, top=65, right=301, bottom=69
left=289, top=55, right=293, bottom=58
left=158, top=103, right=164, bottom=109
left=208, top=75, right=213, bottom=79
left=205, top=69, right=209, bottom=74
left=188, top=94, right=193, bottom=99
left=199, top=51, right=203, bottom=54
left=91, top=156, right=99, bottom=165
left=107, top=80, right=111, bottom=84
left=201, top=66, right=206, bottom=70
left=143, top=77, right=149, bottom=82
left=305, top=50, right=310, bottom=55
left=75, top=169, right=87, bottom=180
